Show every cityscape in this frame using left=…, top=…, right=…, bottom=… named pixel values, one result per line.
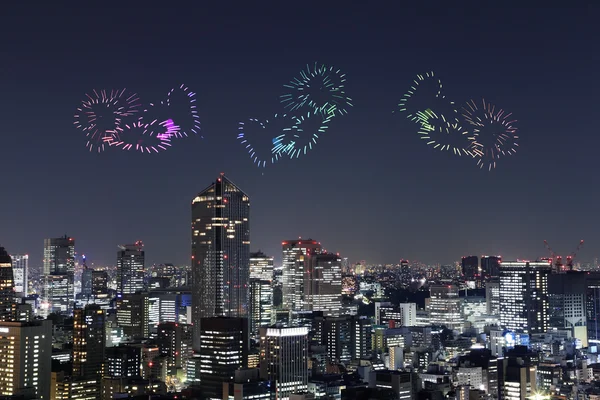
left=1, top=173, right=600, bottom=400
left=0, top=3, right=595, bottom=400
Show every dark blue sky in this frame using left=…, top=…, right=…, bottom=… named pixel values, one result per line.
left=0, top=3, right=596, bottom=267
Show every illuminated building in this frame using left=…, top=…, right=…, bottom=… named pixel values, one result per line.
left=399, top=303, right=417, bottom=327
left=105, top=345, right=141, bottom=378
left=73, top=305, right=105, bottom=382
left=10, top=254, right=28, bottom=296
left=191, top=174, right=250, bottom=351
left=117, top=241, right=145, bottom=296
left=427, top=284, right=462, bottom=332
left=43, top=235, right=75, bottom=315
left=259, top=326, right=309, bottom=400
left=498, top=346, right=538, bottom=400
left=199, top=317, right=248, bottom=400
left=157, top=322, right=193, bottom=375
left=250, top=279, right=273, bottom=339
left=0, top=247, right=14, bottom=321
left=116, top=292, right=150, bottom=339
left=50, top=371, right=98, bottom=400
left=92, top=270, right=108, bottom=295
left=486, top=278, right=500, bottom=315
left=250, top=251, right=274, bottom=281
left=303, top=252, right=342, bottom=316
left=499, top=261, right=551, bottom=334
left=282, top=239, right=321, bottom=311
left=0, top=319, right=52, bottom=399
left=548, top=271, right=588, bottom=346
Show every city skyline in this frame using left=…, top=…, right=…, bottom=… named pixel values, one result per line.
left=0, top=3, right=595, bottom=267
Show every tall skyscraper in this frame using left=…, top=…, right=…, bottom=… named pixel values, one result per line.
left=116, top=241, right=145, bottom=296
left=249, top=251, right=274, bottom=281
left=43, top=235, right=75, bottom=315
left=10, top=254, right=28, bottom=296
left=499, top=261, right=551, bottom=334
left=281, top=239, right=321, bottom=311
left=73, top=305, right=106, bottom=381
left=0, top=320, right=52, bottom=399
left=304, top=252, right=342, bottom=315
left=428, top=284, right=462, bottom=332
left=0, top=246, right=15, bottom=321
left=191, top=174, right=250, bottom=350
left=259, top=326, right=309, bottom=400
left=249, top=279, right=274, bottom=338
left=481, top=255, right=502, bottom=279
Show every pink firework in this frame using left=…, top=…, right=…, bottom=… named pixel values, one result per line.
left=144, top=84, right=201, bottom=139
left=73, top=89, right=141, bottom=153
left=107, top=120, right=172, bottom=154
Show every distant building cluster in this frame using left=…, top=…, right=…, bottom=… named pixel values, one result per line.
left=1, top=175, right=600, bottom=399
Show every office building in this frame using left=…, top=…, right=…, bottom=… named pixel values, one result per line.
left=73, top=305, right=106, bottom=380
left=157, top=322, right=193, bottom=375
left=481, top=255, right=501, bottom=279
left=548, top=271, right=588, bottom=346
left=10, top=254, right=28, bottom=296
left=498, top=346, right=538, bottom=400
left=43, top=235, right=75, bottom=315
left=0, top=246, right=14, bottom=321
left=260, top=326, right=309, bottom=400
left=399, top=303, right=417, bottom=327
left=250, top=251, right=274, bottom=281
left=92, top=270, right=108, bottom=295
left=0, top=319, right=52, bottom=399
left=81, top=265, right=93, bottom=298
left=304, top=252, right=342, bottom=316
left=486, top=278, right=500, bottom=315
left=250, top=279, right=274, bottom=338
left=191, top=174, right=250, bottom=350
left=199, top=317, right=248, bottom=400
left=428, top=284, right=462, bottom=332
left=499, top=261, right=551, bottom=334
left=282, top=239, right=322, bottom=311
left=116, top=292, right=150, bottom=339
left=461, top=256, right=479, bottom=280
left=117, top=241, right=145, bottom=296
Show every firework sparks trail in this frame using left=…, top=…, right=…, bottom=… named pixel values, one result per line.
left=280, top=62, right=353, bottom=116
left=144, top=84, right=201, bottom=139
left=273, top=107, right=334, bottom=159
left=107, top=119, right=172, bottom=154
left=461, top=99, right=519, bottom=171
left=415, top=108, right=476, bottom=156
left=73, top=89, right=141, bottom=153
left=237, top=114, right=298, bottom=167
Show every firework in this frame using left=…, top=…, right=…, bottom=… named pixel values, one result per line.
left=145, top=84, right=201, bottom=139
left=280, top=62, right=353, bottom=116
left=273, top=108, right=334, bottom=159
left=237, top=115, right=298, bottom=167
left=73, top=89, right=142, bottom=153
left=462, top=99, right=519, bottom=171
left=397, top=71, right=458, bottom=124
left=108, top=119, right=172, bottom=153
left=416, top=108, right=475, bottom=156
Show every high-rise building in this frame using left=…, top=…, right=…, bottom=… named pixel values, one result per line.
left=92, top=270, right=108, bottom=295
left=0, top=246, right=15, bottom=321
left=304, top=253, right=342, bottom=316
left=398, top=303, right=417, bottom=327
left=282, top=239, right=322, bottom=311
left=481, top=255, right=501, bottom=279
left=499, top=261, right=551, bottom=334
left=250, top=251, right=274, bottom=281
left=0, top=320, right=53, bottom=399
left=249, top=279, right=274, bottom=339
left=117, top=241, right=145, bottom=296
left=73, top=305, right=106, bottom=381
left=259, top=326, right=309, bottom=400
left=548, top=271, right=588, bottom=346
left=81, top=265, right=93, bottom=299
left=43, top=236, right=75, bottom=315
left=191, top=174, right=250, bottom=350
left=399, top=260, right=411, bottom=287
left=461, top=256, right=479, bottom=280
left=10, top=254, right=28, bottom=296
left=199, top=317, right=248, bottom=400
left=157, top=322, right=193, bottom=375
left=116, top=292, right=150, bottom=339
left=428, top=284, right=462, bottom=332
left=486, top=278, right=500, bottom=315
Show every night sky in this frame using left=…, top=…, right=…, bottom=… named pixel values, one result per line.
left=0, top=3, right=596, bottom=267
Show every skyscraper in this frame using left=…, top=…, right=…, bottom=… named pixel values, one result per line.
left=304, top=252, right=342, bottom=315
left=249, top=251, right=274, bottom=281
left=281, top=239, right=321, bottom=311
left=428, top=284, right=462, bottom=332
left=43, top=235, right=75, bottom=315
left=0, top=246, right=15, bottom=321
left=10, top=254, right=28, bottom=296
left=116, top=241, right=145, bottom=296
left=461, top=256, right=479, bottom=281
left=191, top=174, right=250, bottom=350
left=249, top=279, right=274, bottom=338
left=481, top=255, right=502, bottom=279
left=73, top=305, right=106, bottom=380
left=499, top=261, right=551, bottom=334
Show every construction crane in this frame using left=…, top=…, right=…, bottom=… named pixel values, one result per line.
left=566, top=240, right=585, bottom=270
left=543, top=240, right=584, bottom=272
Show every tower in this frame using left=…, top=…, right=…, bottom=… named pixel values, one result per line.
left=0, top=246, right=15, bottom=321
left=281, top=239, right=321, bottom=311
left=10, top=254, right=28, bottom=296
left=116, top=241, right=145, bottom=296
left=42, top=236, right=75, bottom=315
left=191, top=174, right=250, bottom=350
